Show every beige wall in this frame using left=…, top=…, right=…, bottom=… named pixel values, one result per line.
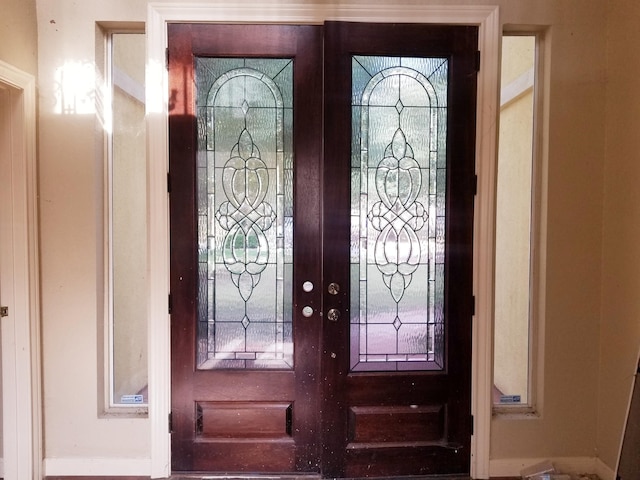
left=492, top=0, right=607, bottom=462
left=36, top=0, right=150, bottom=461
left=33, top=0, right=638, bottom=474
left=599, top=0, right=640, bottom=470
left=0, top=0, right=37, bottom=76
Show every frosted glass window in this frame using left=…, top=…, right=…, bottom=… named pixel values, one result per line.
left=350, top=56, right=448, bottom=372
left=494, top=34, right=538, bottom=407
left=195, top=58, right=293, bottom=370
left=110, top=32, right=148, bottom=407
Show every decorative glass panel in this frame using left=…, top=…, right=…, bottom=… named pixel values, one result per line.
left=195, top=58, right=293, bottom=370
left=350, top=56, right=448, bottom=372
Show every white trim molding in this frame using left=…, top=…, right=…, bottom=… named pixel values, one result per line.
left=500, top=67, right=535, bottom=107
left=147, top=4, right=500, bottom=479
left=0, top=60, right=42, bottom=480
left=44, top=458, right=152, bottom=477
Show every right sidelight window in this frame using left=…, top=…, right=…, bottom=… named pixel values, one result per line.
left=494, top=32, right=547, bottom=411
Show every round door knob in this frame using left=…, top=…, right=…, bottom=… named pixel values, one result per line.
left=327, top=308, right=340, bottom=322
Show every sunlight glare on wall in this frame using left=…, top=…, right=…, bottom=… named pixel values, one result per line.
left=54, top=60, right=96, bottom=115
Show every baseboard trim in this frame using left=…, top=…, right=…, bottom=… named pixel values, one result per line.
left=40, top=456, right=616, bottom=479
left=43, top=458, right=151, bottom=477
left=490, top=457, right=604, bottom=478
left=46, top=477, right=149, bottom=480
left=595, top=458, right=616, bottom=480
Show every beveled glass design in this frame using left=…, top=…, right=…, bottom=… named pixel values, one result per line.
left=195, top=58, right=293, bottom=370
left=350, top=56, right=448, bottom=372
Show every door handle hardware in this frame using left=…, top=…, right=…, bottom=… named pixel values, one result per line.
left=0, top=306, right=7, bottom=318
left=302, top=306, right=314, bottom=317
left=327, top=308, right=340, bottom=322
left=328, top=282, right=340, bottom=295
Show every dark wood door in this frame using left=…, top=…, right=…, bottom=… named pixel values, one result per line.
left=169, top=22, right=477, bottom=477
left=321, top=22, right=478, bottom=478
left=168, top=23, right=323, bottom=473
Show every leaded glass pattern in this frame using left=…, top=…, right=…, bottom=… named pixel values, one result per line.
left=350, top=56, right=448, bottom=372
left=195, top=58, right=293, bottom=370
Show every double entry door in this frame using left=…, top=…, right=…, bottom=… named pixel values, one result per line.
left=168, top=22, right=478, bottom=478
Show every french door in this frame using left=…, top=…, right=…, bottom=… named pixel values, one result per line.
left=168, top=22, right=477, bottom=478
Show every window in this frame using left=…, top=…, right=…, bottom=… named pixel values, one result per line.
left=493, top=31, right=547, bottom=411
left=104, top=31, right=148, bottom=409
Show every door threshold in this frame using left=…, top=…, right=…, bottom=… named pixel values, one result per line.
left=171, top=475, right=321, bottom=480
left=170, top=475, right=470, bottom=480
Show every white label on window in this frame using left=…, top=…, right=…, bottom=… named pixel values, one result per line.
left=120, top=394, right=144, bottom=404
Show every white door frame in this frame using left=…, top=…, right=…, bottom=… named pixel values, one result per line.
left=146, top=4, right=500, bottom=479
left=0, top=60, right=42, bottom=480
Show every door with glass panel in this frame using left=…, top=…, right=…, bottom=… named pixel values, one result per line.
left=168, top=22, right=477, bottom=477
left=321, top=22, right=477, bottom=477
left=168, top=24, right=323, bottom=473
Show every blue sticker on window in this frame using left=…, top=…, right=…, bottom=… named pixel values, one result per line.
left=499, top=395, right=521, bottom=403
left=120, top=394, right=144, bottom=404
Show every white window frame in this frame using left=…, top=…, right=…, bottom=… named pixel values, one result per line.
left=99, top=26, right=149, bottom=414
left=145, top=4, right=500, bottom=479
left=493, top=28, right=550, bottom=417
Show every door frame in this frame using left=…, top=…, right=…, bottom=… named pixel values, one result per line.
left=146, top=4, right=500, bottom=479
left=0, top=60, right=42, bottom=480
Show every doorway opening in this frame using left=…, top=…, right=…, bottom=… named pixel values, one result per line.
left=0, top=61, right=41, bottom=480
left=168, top=21, right=478, bottom=479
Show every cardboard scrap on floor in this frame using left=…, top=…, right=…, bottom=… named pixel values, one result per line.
left=521, top=460, right=600, bottom=480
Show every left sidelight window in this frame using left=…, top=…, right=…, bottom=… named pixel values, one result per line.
left=104, top=31, right=148, bottom=408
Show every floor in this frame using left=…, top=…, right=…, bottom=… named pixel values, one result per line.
left=41, top=471, right=600, bottom=480
left=45, top=476, right=476, bottom=480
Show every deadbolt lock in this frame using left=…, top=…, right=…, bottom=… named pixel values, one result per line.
left=327, top=308, right=340, bottom=322
left=328, top=282, right=340, bottom=295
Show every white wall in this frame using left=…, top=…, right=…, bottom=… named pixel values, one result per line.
left=34, top=0, right=630, bottom=476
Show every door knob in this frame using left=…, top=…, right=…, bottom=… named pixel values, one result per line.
left=327, top=308, right=340, bottom=322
